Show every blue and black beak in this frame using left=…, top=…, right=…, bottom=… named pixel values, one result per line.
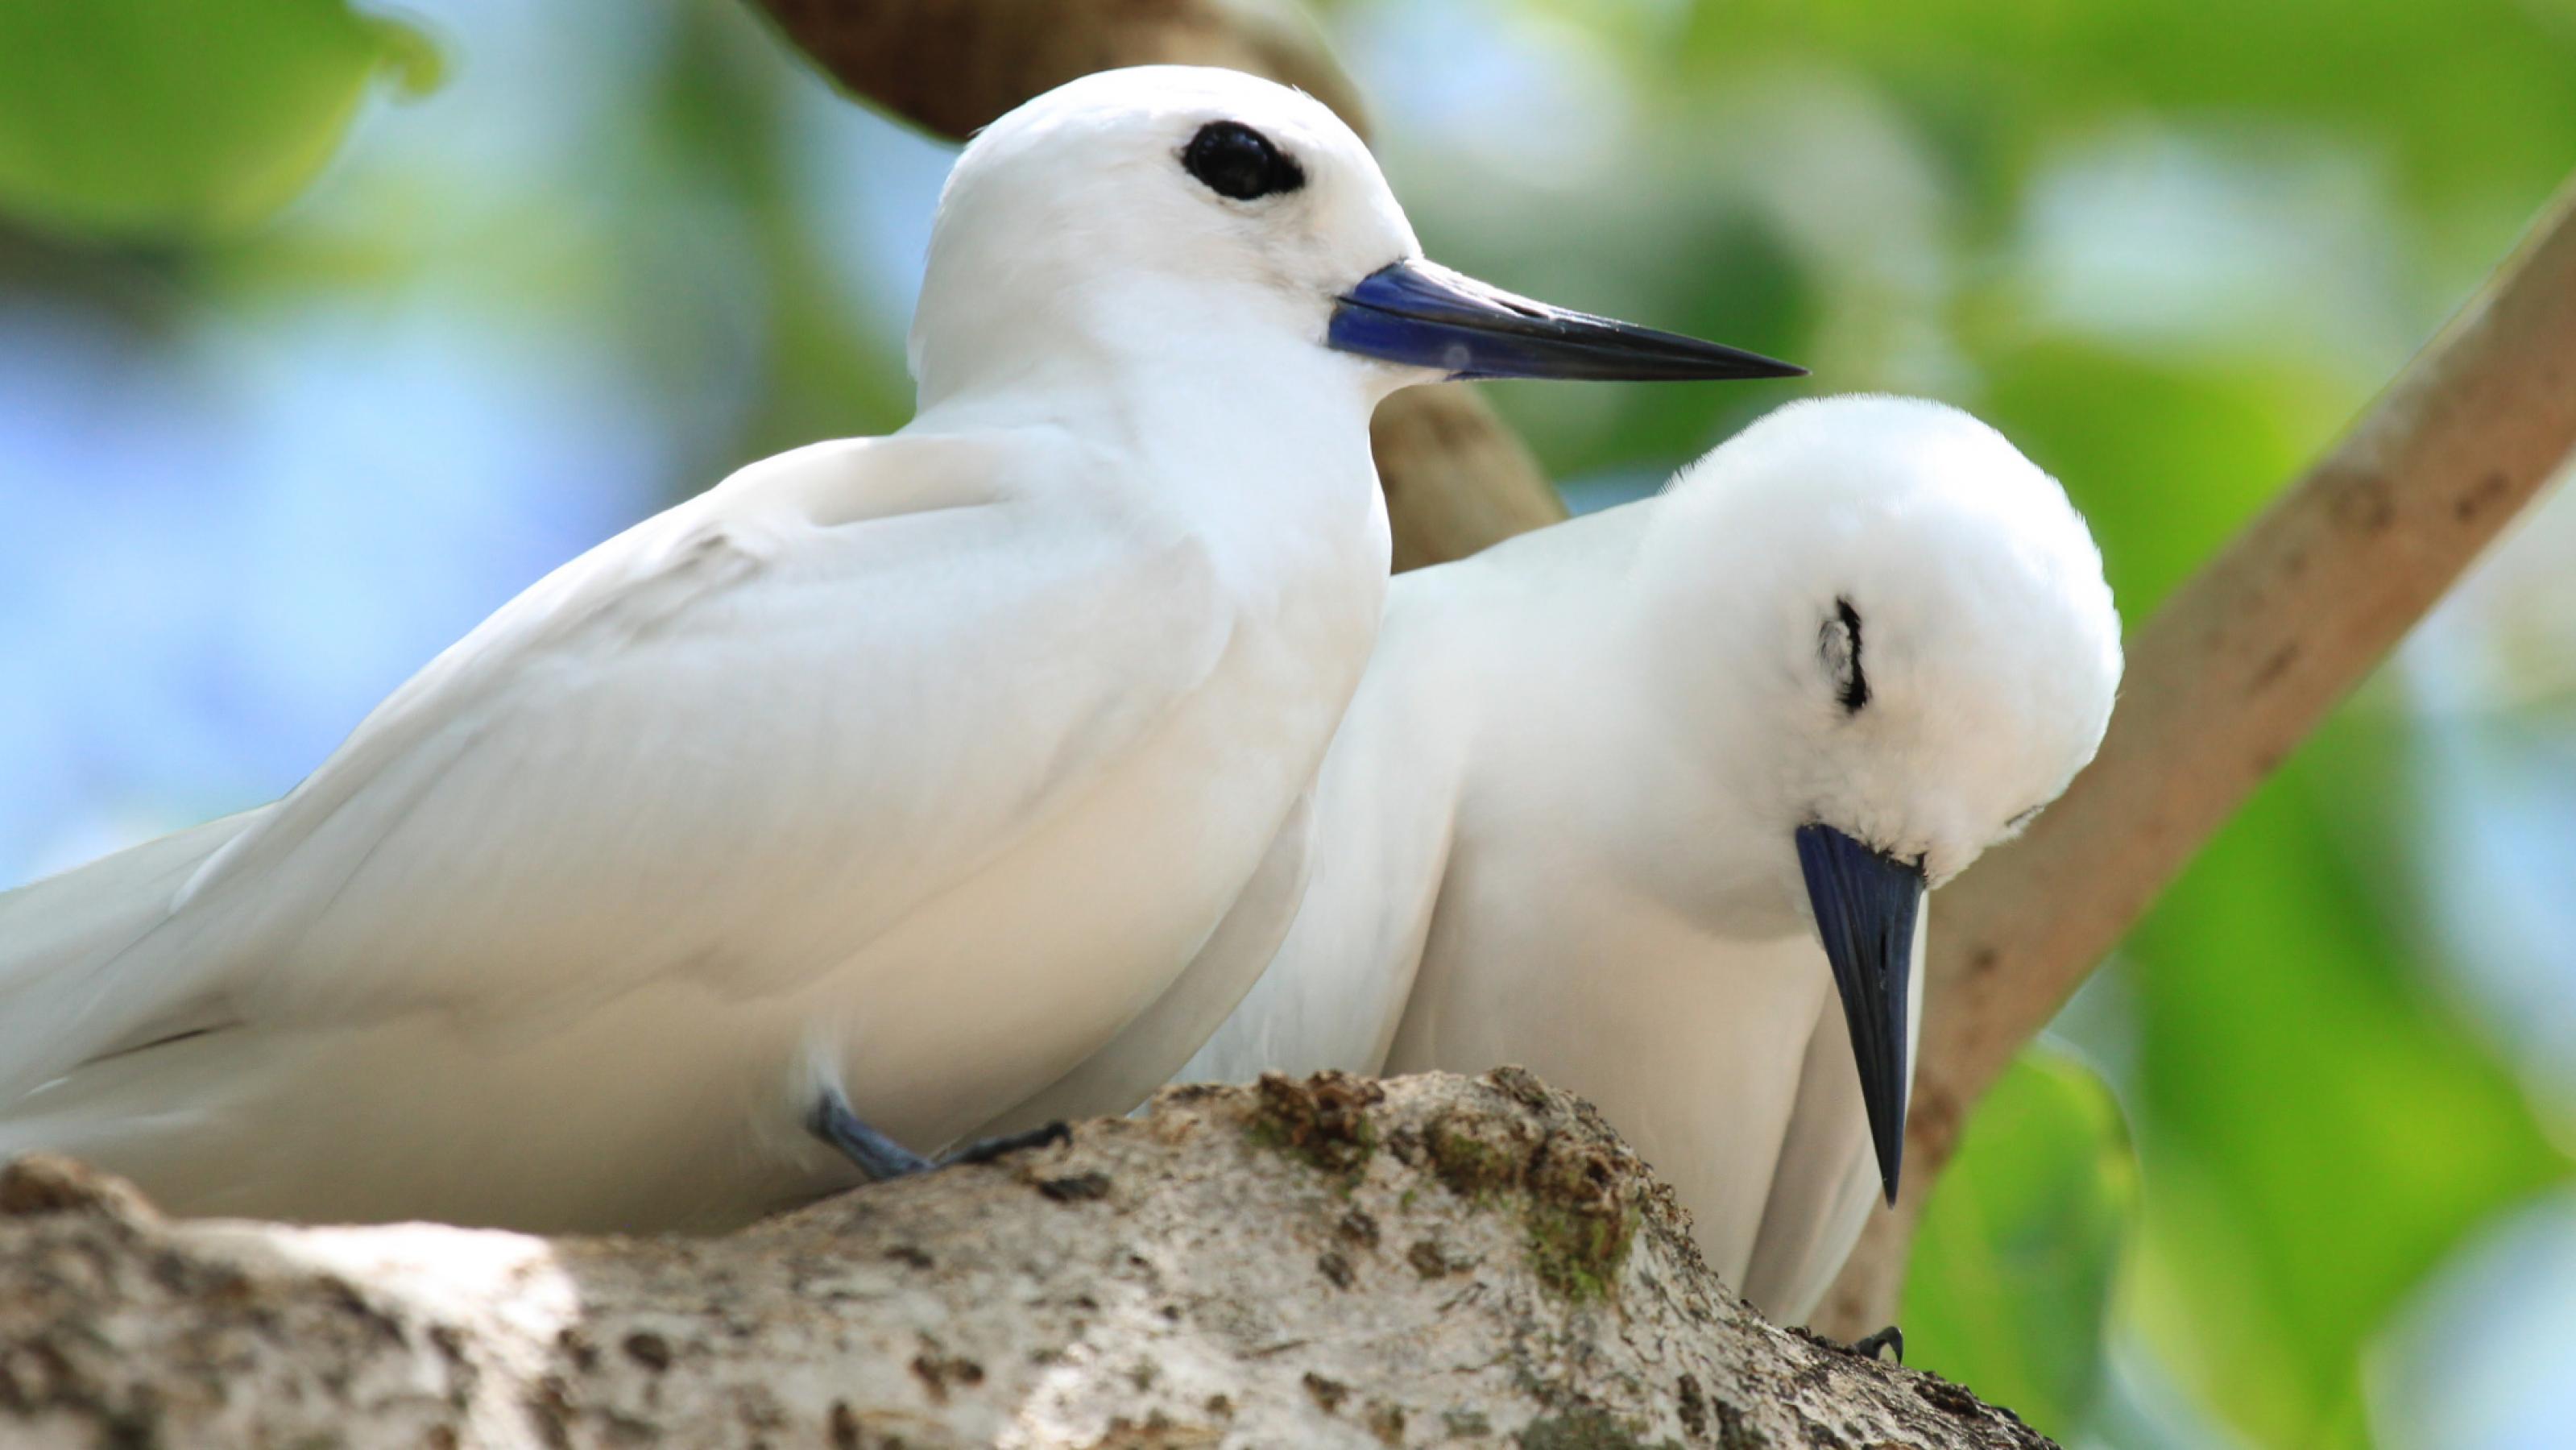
left=1329, top=259, right=1804, bottom=383
left=1795, top=823, right=1925, bottom=1206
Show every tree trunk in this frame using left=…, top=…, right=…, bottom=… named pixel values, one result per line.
left=0, top=1072, right=2045, bottom=1448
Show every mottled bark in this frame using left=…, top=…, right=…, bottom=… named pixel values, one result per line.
left=746, top=0, right=1571, bottom=570
left=0, top=1071, right=2046, bottom=1448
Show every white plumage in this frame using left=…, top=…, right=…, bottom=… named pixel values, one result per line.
left=1000, top=396, right=2123, bottom=1324
left=0, top=68, right=1418, bottom=1232
left=2, top=65, right=1791, bottom=1232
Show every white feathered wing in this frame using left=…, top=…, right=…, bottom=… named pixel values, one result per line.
left=0, top=429, right=1252, bottom=1229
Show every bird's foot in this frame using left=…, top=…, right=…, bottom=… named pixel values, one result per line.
left=945, top=1120, right=1073, bottom=1166
left=1843, top=1325, right=1904, bottom=1364
left=807, top=1091, right=1069, bottom=1182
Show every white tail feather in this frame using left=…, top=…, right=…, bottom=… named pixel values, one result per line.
left=0, top=810, right=265, bottom=1100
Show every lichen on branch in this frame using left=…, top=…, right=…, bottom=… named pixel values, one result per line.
left=0, top=1071, right=2048, bottom=1448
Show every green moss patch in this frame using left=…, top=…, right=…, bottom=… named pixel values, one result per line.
left=1408, top=1097, right=1642, bottom=1302
left=1246, top=1073, right=1384, bottom=1183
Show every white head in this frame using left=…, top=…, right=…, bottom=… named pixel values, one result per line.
left=1635, top=396, right=2119, bottom=894
left=909, top=66, right=1799, bottom=410
left=1627, top=395, right=2122, bottom=1198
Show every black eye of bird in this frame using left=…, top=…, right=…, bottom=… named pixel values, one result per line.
left=1826, top=597, right=1870, bottom=714
left=1182, top=120, right=1306, bottom=202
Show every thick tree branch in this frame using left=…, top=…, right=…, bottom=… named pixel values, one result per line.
left=0, top=1072, right=2047, bottom=1448
left=748, top=0, right=1570, bottom=570
left=1814, top=175, right=2576, bottom=1336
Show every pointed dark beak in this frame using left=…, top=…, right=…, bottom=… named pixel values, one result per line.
left=1328, top=259, right=1804, bottom=383
left=1795, top=822, right=1925, bottom=1206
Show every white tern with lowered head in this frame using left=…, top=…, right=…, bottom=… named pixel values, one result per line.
left=992, top=396, right=2118, bottom=1326
left=0, top=65, right=1797, bottom=1232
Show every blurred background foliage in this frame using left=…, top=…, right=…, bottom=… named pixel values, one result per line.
left=0, top=0, right=437, bottom=239
left=1, top=2, right=2571, bottom=1445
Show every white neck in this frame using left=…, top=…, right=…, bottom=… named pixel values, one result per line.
left=917, top=304, right=1391, bottom=595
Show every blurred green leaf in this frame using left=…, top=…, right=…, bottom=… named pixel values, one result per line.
left=1660, top=0, right=2576, bottom=225
left=1903, top=1048, right=2139, bottom=1440
left=2120, top=721, right=2569, bottom=1446
left=0, top=0, right=436, bottom=242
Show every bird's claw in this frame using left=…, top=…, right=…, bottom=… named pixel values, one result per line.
left=1845, top=1325, right=1904, bottom=1364
left=809, top=1092, right=1069, bottom=1182
left=942, top=1120, right=1071, bottom=1166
